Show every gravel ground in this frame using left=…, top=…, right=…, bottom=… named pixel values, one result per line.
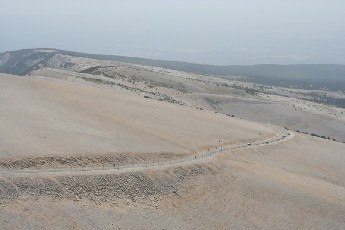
left=0, top=164, right=217, bottom=203
left=0, top=152, right=186, bottom=170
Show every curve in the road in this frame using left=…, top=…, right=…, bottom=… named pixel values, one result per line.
left=0, top=124, right=294, bottom=177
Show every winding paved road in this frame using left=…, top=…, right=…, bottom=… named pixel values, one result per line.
left=0, top=124, right=294, bottom=177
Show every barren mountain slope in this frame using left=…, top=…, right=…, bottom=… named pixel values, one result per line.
left=2, top=48, right=345, bottom=141
left=0, top=74, right=272, bottom=159
left=1, top=134, right=344, bottom=230
left=1, top=51, right=345, bottom=230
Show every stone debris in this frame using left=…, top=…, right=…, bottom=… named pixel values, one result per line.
left=0, top=164, right=216, bottom=204
left=0, top=152, right=184, bottom=170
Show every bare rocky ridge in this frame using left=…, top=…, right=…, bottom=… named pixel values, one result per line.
left=19, top=50, right=345, bottom=142
left=1, top=52, right=345, bottom=229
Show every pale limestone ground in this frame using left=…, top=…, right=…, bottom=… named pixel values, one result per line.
left=1, top=71, right=344, bottom=230
left=0, top=74, right=272, bottom=159
left=0, top=134, right=344, bottom=230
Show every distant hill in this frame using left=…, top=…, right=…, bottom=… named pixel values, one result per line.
left=1, top=48, right=345, bottom=91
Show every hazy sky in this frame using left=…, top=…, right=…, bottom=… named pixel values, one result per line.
left=1, top=0, right=344, bottom=65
